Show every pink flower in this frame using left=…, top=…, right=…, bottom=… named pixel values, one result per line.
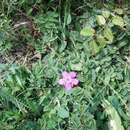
left=58, top=71, right=79, bottom=90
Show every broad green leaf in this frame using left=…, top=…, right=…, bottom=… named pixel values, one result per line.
left=89, top=40, right=100, bottom=55
left=103, top=27, right=113, bottom=43
left=112, top=16, right=124, bottom=27
left=80, top=27, right=95, bottom=36
left=96, top=15, right=106, bottom=25
left=102, top=10, right=110, bottom=18
left=102, top=100, right=125, bottom=130
left=114, top=8, right=123, bottom=15
left=57, top=107, right=69, bottom=118
left=96, top=35, right=106, bottom=48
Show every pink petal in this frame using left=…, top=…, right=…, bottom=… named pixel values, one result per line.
left=62, top=71, right=69, bottom=78
left=58, top=79, right=65, bottom=85
left=64, top=83, right=73, bottom=90
left=69, top=72, right=77, bottom=78
left=72, top=79, right=79, bottom=85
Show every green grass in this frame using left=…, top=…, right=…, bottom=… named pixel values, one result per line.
left=0, top=0, right=130, bottom=130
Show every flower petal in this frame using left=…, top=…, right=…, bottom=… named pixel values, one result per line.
left=69, top=71, right=77, bottom=78
left=58, top=79, right=65, bottom=85
left=72, top=79, right=79, bottom=85
left=62, top=71, right=69, bottom=78
left=64, top=83, right=73, bottom=90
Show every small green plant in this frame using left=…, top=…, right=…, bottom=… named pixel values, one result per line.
left=0, top=15, right=14, bottom=54
left=80, top=8, right=129, bottom=55
left=0, top=0, right=130, bottom=130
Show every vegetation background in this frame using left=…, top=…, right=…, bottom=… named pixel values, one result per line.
left=0, top=0, right=130, bottom=130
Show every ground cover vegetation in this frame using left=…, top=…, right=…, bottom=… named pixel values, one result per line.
left=0, top=0, right=130, bottom=130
